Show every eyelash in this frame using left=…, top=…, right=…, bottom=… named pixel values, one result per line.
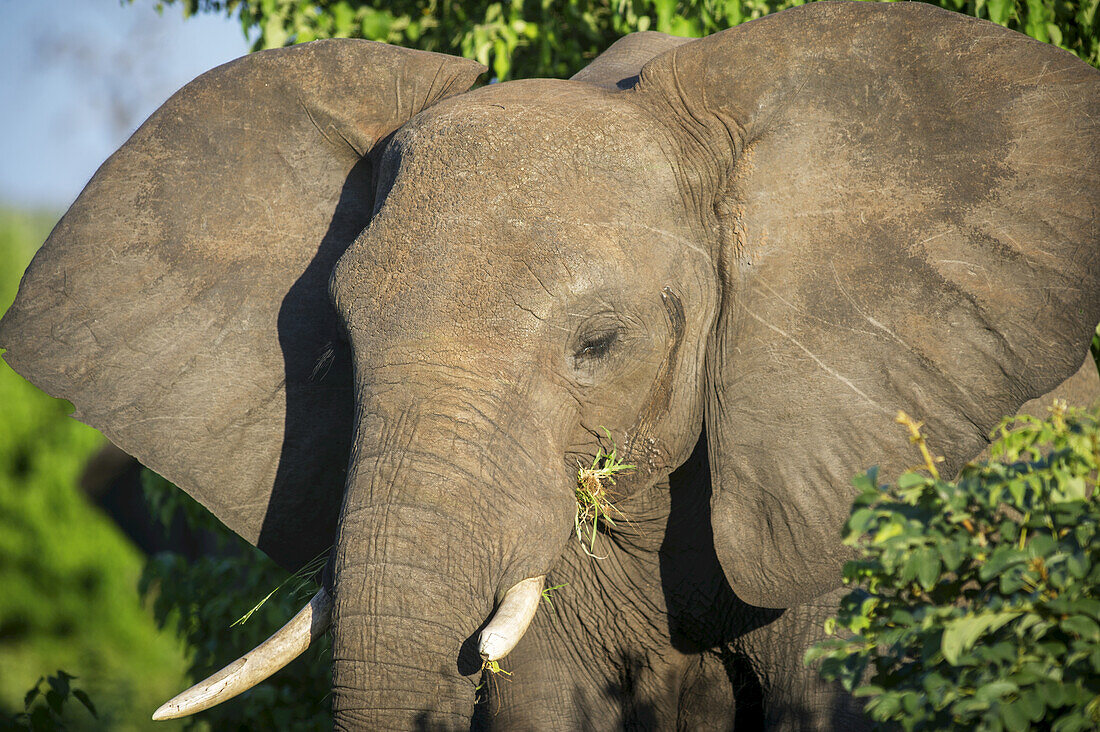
left=573, top=330, right=619, bottom=364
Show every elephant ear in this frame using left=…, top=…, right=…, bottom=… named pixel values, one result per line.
left=571, top=31, right=691, bottom=90
left=633, top=2, right=1100, bottom=608
left=0, top=40, right=484, bottom=570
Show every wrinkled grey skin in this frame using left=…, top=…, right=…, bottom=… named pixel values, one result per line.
left=2, top=3, right=1099, bottom=729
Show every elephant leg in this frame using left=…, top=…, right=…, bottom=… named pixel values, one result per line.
left=735, top=589, right=869, bottom=731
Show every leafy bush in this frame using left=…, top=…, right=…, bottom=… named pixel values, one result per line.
left=140, top=472, right=332, bottom=729
left=807, top=406, right=1100, bottom=731
left=145, top=0, right=1100, bottom=80
left=2, top=670, right=98, bottom=731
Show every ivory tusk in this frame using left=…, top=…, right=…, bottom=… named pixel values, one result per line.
left=478, top=576, right=545, bottom=662
left=152, top=587, right=332, bottom=721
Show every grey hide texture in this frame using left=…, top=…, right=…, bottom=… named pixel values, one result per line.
left=631, top=1, right=1100, bottom=606
left=0, top=40, right=485, bottom=570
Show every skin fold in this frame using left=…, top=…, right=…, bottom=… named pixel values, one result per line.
left=0, top=3, right=1097, bottom=729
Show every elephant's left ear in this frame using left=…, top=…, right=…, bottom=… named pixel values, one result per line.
left=571, top=30, right=691, bottom=89
left=0, top=41, right=484, bottom=570
left=631, top=2, right=1100, bottom=608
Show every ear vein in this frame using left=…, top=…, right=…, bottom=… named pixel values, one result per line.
left=741, top=308, right=889, bottom=414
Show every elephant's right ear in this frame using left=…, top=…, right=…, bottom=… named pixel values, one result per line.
left=632, top=3, right=1100, bottom=608
left=0, top=41, right=484, bottom=570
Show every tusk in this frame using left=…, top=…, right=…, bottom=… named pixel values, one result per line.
left=478, top=576, right=545, bottom=662
left=152, top=587, right=332, bottom=721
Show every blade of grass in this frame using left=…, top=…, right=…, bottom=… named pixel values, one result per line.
left=231, top=547, right=330, bottom=627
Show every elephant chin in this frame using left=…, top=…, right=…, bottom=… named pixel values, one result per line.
left=149, top=577, right=545, bottom=721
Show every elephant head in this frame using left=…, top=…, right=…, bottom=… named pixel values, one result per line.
left=2, top=2, right=1098, bottom=728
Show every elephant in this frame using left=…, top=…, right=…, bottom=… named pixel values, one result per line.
left=2, top=1, right=1099, bottom=728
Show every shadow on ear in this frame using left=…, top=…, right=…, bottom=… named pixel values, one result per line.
left=633, top=2, right=1100, bottom=608
left=0, top=40, right=484, bottom=570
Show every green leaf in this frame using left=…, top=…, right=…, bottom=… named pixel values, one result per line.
left=1058, top=476, right=1088, bottom=501
left=1062, top=615, right=1100, bottom=642
left=916, top=546, right=941, bottom=591
left=1066, top=553, right=1089, bottom=579
left=1042, top=20, right=1060, bottom=45
left=981, top=547, right=1027, bottom=581
left=23, top=680, right=42, bottom=711
left=1016, top=688, right=1045, bottom=722
left=941, top=538, right=964, bottom=571
left=1001, top=698, right=1030, bottom=732
left=1074, top=598, right=1100, bottom=620
left=942, top=612, right=1019, bottom=665
left=866, top=693, right=902, bottom=720
left=361, top=8, right=393, bottom=39
left=988, top=0, right=1017, bottom=24
left=975, top=680, right=1019, bottom=703
left=44, top=689, right=62, bottom=716
left=1052, top=713, right=1090, bottom=732
left=1000, top=571, right=1028, bottom=594
left=873, top=520, right=905, bottom=544
left=72, top=689, right=98, bottom=719
left=897, top=472, right=927, bottom=489
left=1007, top=476, right=1027, bottom=506
left=46, top=674, right=69, bottom=699
left=848, top=507, right=876, bottom=536
left=852, top=470, right=879, bottom=497
left=1027, top=533, right=1057, bottom=557
left=954, top=697, right=991, bottom=715
left=1042, top=679, right=1067, bottom=707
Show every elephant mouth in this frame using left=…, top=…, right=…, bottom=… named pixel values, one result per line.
left=151, top=576, right=545, bottom=720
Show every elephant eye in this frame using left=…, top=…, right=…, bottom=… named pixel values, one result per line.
left=573, top=330, right=619, bottom=365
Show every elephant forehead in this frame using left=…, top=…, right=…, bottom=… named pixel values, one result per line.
left=331, top=82, right=690, bottom=337
left=336, top=200, right=660, bottom=343
left=383, top=79, right=676, bottom=216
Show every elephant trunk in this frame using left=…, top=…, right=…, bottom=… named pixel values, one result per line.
left=330, top=408, right=571, bottom=730
left=330, top=503, right=482, bottom=730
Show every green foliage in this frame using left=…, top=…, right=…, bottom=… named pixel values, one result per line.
left=806, top=404, right=1100, bottom=731
left=0, top=209, right=191, bottom=730
left=140, top=471, right=332, bottom=729
left=540, top=582, right=567, bottom=610
left=2, top=670, right=98, bottom=731
left=575, top=434, right=634, bottom=558
left=144, top=0, right=1099, bottom=79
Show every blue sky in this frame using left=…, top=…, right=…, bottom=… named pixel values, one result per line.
left=0, top=0, right=250, bottom=210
